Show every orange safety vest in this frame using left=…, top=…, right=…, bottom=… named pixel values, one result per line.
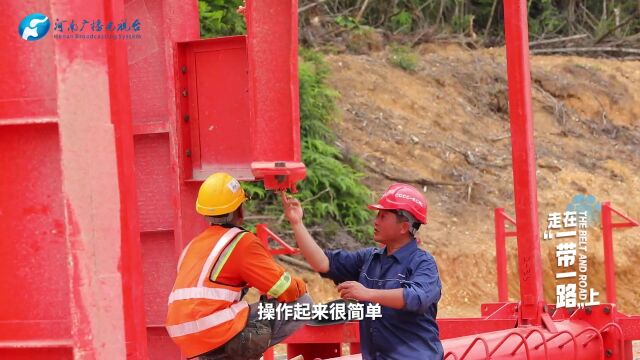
left=165, top=226, right=251, bottom=358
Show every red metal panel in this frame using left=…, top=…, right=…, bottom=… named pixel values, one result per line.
left=181, top=36, right=253, bottom=180
left=146, top=328, right=181, bottom=360
left=0, top=348, right=74, bottom=360
left=284, top=323, right=360, bottom=344
left=617, top=316, right=640, bottom=340
left=140, top=231, right=180, bottom=359
left=280, top=323, right=360, bottom=359
left=141, top=231, right=176, bottom=325
left=1, top=6, right=68, bottom=359
left=0, top=124, right=71, bottom=356
left=288, top=343, right=342, bottom=359
left=176, top=0, right=306, bottom=190
left=134, top=134, right=175, bottom=232
left=0, top=1, right=57, bottom=119
left=176, top=34, right=307, bottom=185
left=126, top=0, right=169, bottom=128
left=439, top=319, right=516, bottom=340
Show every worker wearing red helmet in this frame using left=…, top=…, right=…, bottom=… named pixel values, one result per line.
left=281, top=183, right=443, bottom=359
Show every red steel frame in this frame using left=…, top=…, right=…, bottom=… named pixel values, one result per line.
left=436, top=0, right=640, bottom=357
left=494, top=208, right=517, bottom=303
left=600, top=202, right=639, bottom=304
left=2, top=0, right=305, bottom=358
left=2, top=1, right=150, bottom=359
left=322, top=0, right=640, bottom=357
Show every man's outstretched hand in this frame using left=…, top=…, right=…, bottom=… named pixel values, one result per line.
left=280, top=191, right=304, bottom=226
left=337, top=281, right=371, bottom=302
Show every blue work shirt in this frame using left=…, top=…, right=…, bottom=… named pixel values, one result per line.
left=321, top=239, right=443, bottom=360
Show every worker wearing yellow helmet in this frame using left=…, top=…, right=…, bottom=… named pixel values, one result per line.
left=166, top=172, right=311, bottom=360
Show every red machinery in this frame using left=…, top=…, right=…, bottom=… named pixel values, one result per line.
left=432, top=0, right=640, bottom=357
left=319, top=0, right=640, bottom=359
left=318, top=0, right=640, bottom=359
left=1, top=0, right=639, bottom=360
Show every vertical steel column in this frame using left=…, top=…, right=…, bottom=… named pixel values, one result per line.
left=601, top=202, right=618, bottom=304
left=502, top=0, right=544, bottom=324
left=104, top=0, right=148, bottom=357
left=245, top=0, right=301, bottom=162
left=495, top=208, right=509, bottom=303
left=51, top=0, right=129, bottom=357
left=494, top=208, right=517, bottom=303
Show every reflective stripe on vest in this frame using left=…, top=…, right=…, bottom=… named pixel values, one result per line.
left=176, top=239, right=194, bottom=272
left=209, top=232, right=249, bottom=282
left=168, top=287, right=242, bottom=305
left=166, top=301, right=248, bottom=338
left=267, top=271, right=292, bottom=298
left=197, top=227, right=244, bottom=287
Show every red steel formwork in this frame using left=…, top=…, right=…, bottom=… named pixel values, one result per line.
left=2, top=0, right=148, bottom=358
left=1, top=0, right=304, bottom=359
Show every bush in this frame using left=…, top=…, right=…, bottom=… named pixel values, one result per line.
left=528, top=0, right=564, bottom=37
left=388, top=45, right=419, bottom=72
left=199, top=0, right=245, bottom=38
left=297, top=49, right=374, bottom=242
left=390, top=10, right=413, bottom=33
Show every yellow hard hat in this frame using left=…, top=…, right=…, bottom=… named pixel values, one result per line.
left=196, top=173, right=247, bottom=216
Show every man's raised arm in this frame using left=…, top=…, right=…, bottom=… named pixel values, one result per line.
left=280, top=192, right=330, bottom=273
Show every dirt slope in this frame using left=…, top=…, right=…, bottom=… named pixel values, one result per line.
left=305, top=44, right=640, bottom=317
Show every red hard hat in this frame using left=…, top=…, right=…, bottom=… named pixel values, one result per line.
left=368, top=183, right=428, bottom=224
